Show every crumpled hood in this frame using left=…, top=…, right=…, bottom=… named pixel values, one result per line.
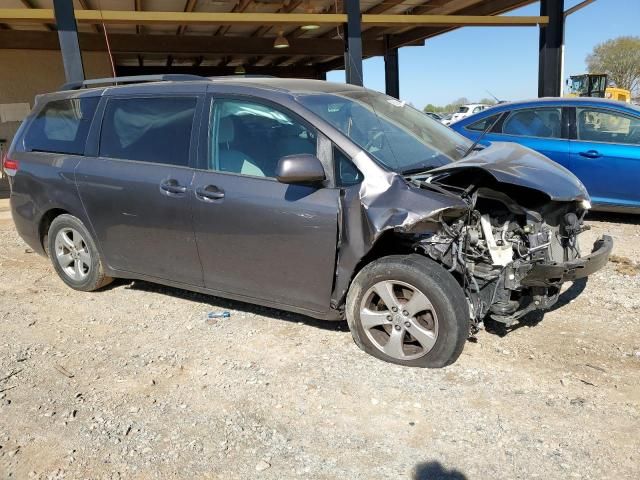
left=428, top=142, right=590, bottom=202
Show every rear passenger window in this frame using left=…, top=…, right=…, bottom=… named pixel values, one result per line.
left=100, top=97, right=197, bottom=167
left=502, top=107, right=563, bottom=138
left=23, top=97, right=98, bottom=155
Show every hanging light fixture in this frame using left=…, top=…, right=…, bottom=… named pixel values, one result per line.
left=301, top=0, right=320, bottom=30
left=273, top=31, right=290, bottom=49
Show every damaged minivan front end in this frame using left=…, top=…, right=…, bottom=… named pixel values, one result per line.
left=297, top=85, right=611, bottom=367
left=407, top=143, right=612, bottom=328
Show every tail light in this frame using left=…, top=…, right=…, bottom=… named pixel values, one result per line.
left=2, top=155, right=18, bottom=176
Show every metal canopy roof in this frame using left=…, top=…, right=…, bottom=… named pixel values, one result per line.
left=0, top=0, right=539, bottom=76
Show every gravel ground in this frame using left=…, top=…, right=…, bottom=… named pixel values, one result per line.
left=0, top=197, right=639, bottom=480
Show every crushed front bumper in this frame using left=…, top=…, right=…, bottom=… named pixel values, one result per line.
left=520, top=235, right=613, bottom=287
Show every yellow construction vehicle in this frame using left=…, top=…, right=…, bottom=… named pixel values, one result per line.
left=566, top=74, right=631, bottom=103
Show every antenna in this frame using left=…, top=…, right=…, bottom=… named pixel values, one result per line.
left=485, top=90, right=501, bottom=104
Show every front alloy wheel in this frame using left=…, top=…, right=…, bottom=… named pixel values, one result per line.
left=360, top=280, right=439, bottom=360
left=346, top=254, right=469, bottom=368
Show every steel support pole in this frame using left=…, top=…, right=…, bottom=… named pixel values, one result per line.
left=344, top=0, right=363, bottom=86
left=53, top=0, right=85, bottom=84
left=384, top=35, right=399, bottom=98
left=538, top=0, right=564, bottom=97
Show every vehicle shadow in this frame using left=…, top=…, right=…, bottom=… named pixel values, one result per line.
left=484, top=277, right=588, bottom=337
left=586, top=210, right=640, bottom=226
left=103, top=278, right=348, bottom=332
left=412, top=461, right=467, bottom=480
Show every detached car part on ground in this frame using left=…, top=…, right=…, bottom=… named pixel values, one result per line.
left=4, top=77, right=612, bottom=368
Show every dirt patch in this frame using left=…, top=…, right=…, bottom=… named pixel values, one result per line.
left=609, top=254, right=640, bottom=276
left=1, top=199, right=639, bottom=479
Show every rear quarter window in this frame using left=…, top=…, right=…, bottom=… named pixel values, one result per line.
left=466, top=113, right=502, bottom=132
left=22, top=97, right=99, bottom=155
left=99, top=96, right=197, bottom=167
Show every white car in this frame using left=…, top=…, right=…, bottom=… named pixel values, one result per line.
left=449, top=104, right=489, bottom=124
left=439, top=113, right=454, bottom=126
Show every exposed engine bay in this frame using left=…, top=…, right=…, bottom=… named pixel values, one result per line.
left=409, top=170, right=605, bottom=330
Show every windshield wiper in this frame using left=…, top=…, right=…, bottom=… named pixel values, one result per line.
left=461, top=114, right=501, bottom=158
left=402, top=165, right=436, bottom=176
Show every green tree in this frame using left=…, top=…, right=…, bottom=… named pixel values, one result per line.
left=586, top=36, right=640, bottom=93
left=478, top=98, right=497, bottom=106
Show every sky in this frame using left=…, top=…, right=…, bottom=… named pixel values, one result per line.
left=327, top=0, right=640, bottom=109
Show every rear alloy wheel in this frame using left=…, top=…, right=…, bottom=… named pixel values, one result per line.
left=48, top=214, right=112, bottom=291
left=346, top=254, right=469, bottom=368
left=54, top=227, right=92, bottom=282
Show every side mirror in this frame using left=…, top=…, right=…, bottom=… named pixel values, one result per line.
left=275, top=154, right=325, bottom=185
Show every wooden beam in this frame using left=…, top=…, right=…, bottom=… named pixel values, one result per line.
left=0, top=10, right=348, bottom=26
left=0, top=30, right=388, bottom=56
left=0, top=9, right=546, bottom=27
left=360, top=14, right=547, bottom=27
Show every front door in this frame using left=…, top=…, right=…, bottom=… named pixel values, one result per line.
left=568, top=106, right=640, bottom=209
left=76, top=95, right=204, bottom=285
left=191, top=97, right=340, bottom=313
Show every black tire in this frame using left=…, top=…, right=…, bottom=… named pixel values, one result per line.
left=346, top=254, right=469, bottom=368
left=47, top=214, right=112, bottom=292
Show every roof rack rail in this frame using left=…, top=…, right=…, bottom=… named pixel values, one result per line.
left=60, top=74, right=207, bottom=91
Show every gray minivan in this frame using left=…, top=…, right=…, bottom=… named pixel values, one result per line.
left=4, top=75, right=611, bottom=368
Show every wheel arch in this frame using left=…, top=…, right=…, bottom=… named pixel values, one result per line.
left=39, top=208, right=70, bottom=253
left=333, top=229, right=433, bottom=311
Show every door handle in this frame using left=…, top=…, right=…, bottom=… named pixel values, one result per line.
left=196, top=185, right=225, bottom=200
left=160, top=179, right=187, bottom=194
left=579, top=150, right=602, bottom=159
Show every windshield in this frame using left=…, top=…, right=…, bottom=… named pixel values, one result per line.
left=457, top=106, right=469, bottom=113
left=571, top=77, right=587, bottom=94
left=296, top=90, right=472, bottom=174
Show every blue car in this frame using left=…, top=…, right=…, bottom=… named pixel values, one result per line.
left=451, top=98, right=640, bottom=213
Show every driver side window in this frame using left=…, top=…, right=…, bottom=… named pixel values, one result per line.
left=576, top=108, right=640, bottom=145
left=209, top=99, right=317, bottom=177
